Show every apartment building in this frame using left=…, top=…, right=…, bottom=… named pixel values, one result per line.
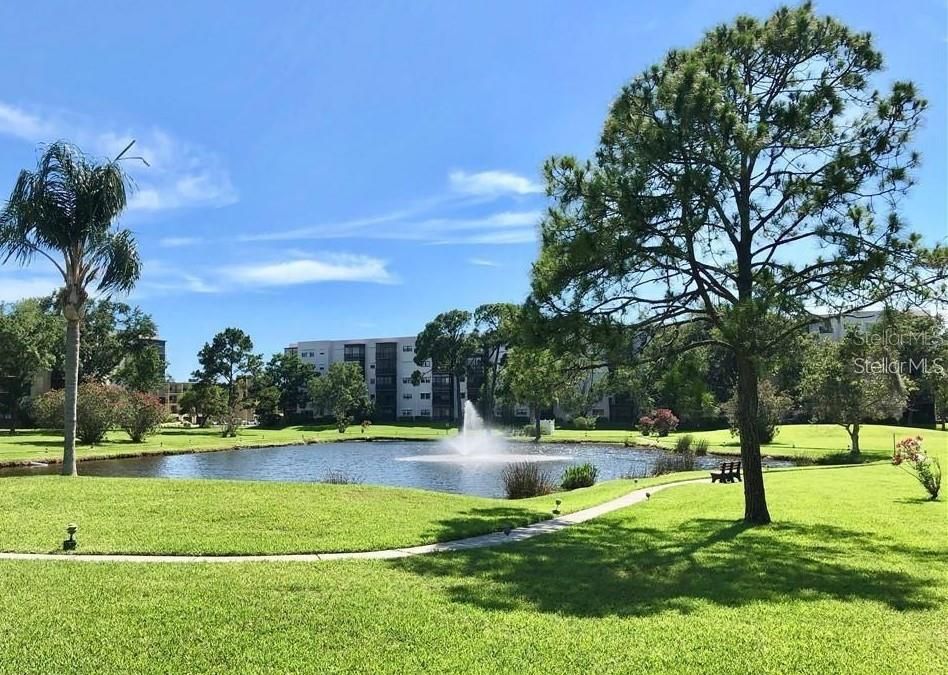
left=286, top=335, right=618, bottom=422
left=287, top=336, right=473, bottom=422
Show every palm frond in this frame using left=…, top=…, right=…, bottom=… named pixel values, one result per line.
left=0, top=141, right=139, bottom=296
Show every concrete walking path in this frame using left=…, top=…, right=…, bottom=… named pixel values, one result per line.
left=0, top=478, right=709, bottom=564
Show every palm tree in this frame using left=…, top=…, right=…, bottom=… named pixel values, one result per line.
left=0, top=142, right=142, bottom=475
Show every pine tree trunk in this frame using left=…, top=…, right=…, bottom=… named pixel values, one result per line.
left=849, top=423, right=861, bottom=456
left=533, top=407, right=541, bottom=442
left=62, top=317, right=80, bottom=476
left=735, top=352, right=770, bottom=524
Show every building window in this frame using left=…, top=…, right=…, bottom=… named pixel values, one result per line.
left=403, top=393, right=412, bottom=399
left=420, top=393, right=431, bottom=400
left=401, top=409, right=413, bottom=417
left=459, top=392, right=466, bottom=399
left=370, top=378, right=375, bottom=384
left=419, top=409, right=431, bottom=416
left=592, top=408, right=605, bottom=417
left=402, top=345, right=414, bottom=352
left=402, top=377, right=411, bottom=384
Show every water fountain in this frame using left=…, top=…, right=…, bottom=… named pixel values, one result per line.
left=397, top=400, right=571, bottom=463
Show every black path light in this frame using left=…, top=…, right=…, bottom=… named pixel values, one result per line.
left=552, top=499, right=562, bottom=516
left=63, top=523, right=78, bottom=551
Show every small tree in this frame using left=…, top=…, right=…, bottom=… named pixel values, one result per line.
left=309, top=362, right=372, bottom=432
left=892, top=436, right=941, bottom=500
left=177, top=384, right=227, bottom=428
left=120, top=391, right=166, bottom=442
left=802, top=328, right=908, bottom=455
left=414, top=310, right=476, bottom=426
left=501, top=347, right=582, bottom=441
left=260, top=352, right=317, bottom=419
left=650, top=408, right=680, bottom=437
left=193, top=328, right=261, bottom=437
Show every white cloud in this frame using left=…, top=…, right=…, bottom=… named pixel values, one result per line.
left=241, top=209, right=542, bottom=244
left=0, top=274, right=60, bottom=302
left=158, top=236, right=202, bottom=248
left=468, top=257, right=500, bottom=267
left=0, top=102, right=237, bottom=214
left=434, top=229, right=537, bottom=245
left=220, top=254, right=396, bottom=287
left=449, top=170, right=543, bottom=196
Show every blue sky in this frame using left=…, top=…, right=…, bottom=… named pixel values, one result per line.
left=0, top=1, right=944, bottom=379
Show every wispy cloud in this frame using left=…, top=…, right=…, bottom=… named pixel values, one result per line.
left=0, top=101, right=237, bottom=214
left=468, top=257, right=500, bottom=267
left=241, top=209, right=542, bottom=244
left=434, top=229, right=537, bottom=245
left=158, top=236, right=202, bottom=248
left=220, top=254, right=397, bottom=287
left=449, top=169, right=542, bottom=196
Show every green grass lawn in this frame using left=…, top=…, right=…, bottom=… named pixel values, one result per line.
left=0, top=475, right=690, bottom=555
left=649, top=423, right=948, bottom=462
left=2, top=422, right=944, bottom=467
left=1, top=462, right=944, bottom=673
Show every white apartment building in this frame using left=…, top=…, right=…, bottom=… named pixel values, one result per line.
left=286, top=336, right=473, bottom=422
left=286, top=335, right=618, bottom=423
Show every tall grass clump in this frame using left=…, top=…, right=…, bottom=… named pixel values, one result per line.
left=503, top=462, right=555, bottom=499
left=560, top=463, right=599, bottom=490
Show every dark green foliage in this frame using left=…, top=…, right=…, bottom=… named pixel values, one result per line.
left=502, top=462, right=555, bottom=499
left=192, top=328, right=262, bottom=408
left=560, top=463, right=599, bottom=490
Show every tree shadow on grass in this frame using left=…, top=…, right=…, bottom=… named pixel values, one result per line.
left=393, top=516, right=941, bottom=618
left=419, top=507, right=551, bottom=541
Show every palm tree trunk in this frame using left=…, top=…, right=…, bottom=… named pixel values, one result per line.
left=62, top=317, right=80, bottom=476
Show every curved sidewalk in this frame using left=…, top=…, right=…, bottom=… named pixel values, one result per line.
left=0, top=478, right=709, bottom=564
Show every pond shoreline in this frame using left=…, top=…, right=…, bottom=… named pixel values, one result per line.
left=0, top=432, right=809, bottom=475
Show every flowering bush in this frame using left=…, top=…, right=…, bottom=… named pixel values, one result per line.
left=651, top=408, right=680, bottom=436
left=121, top=392, right=166, bottom=442
left=893, top=436, right=941, bottom=501
left=32, top=382, right=126, bottom=445
left=638, top=415, right=655, bottom=436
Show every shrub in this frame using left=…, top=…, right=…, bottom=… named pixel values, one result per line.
left=893, top=436, right=941, bottom=500
left=693, top=438, right=710, bottom=456
left=522, top=424, right=536, bottom=437
left=651, top=450, right=696, bottom=476
left=638, top=415, right=655, bottom=436
left=722, top=380, right=790, bottom=444
left=31, top=382, right=125, bottom=445
left=651, top=408, right=680, bottom=436
left=572, top=416, right=596, bottom=431
left=120, top=391, right=166, bottom=442
left=674, top=434, right=694, bottom=454
left=560, top=463, right=599, bottom=490
left=320, top=470, right=361, bottom=485
left=502, top=462, right=555, bottom=499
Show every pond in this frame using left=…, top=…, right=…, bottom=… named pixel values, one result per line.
left=1, top=441, right=794, bottom=498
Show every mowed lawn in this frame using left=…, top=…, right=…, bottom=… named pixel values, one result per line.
left=0, top=475, right=687, bottom=555
left=2, top=422, right=943, bottom=466
left=1, top=462, right=944, bottom=674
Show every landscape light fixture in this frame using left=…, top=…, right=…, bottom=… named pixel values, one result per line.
left=63, top=523, right=78, bottom=551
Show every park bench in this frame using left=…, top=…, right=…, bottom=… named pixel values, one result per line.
left=710, top=460, right=741, bottom=484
